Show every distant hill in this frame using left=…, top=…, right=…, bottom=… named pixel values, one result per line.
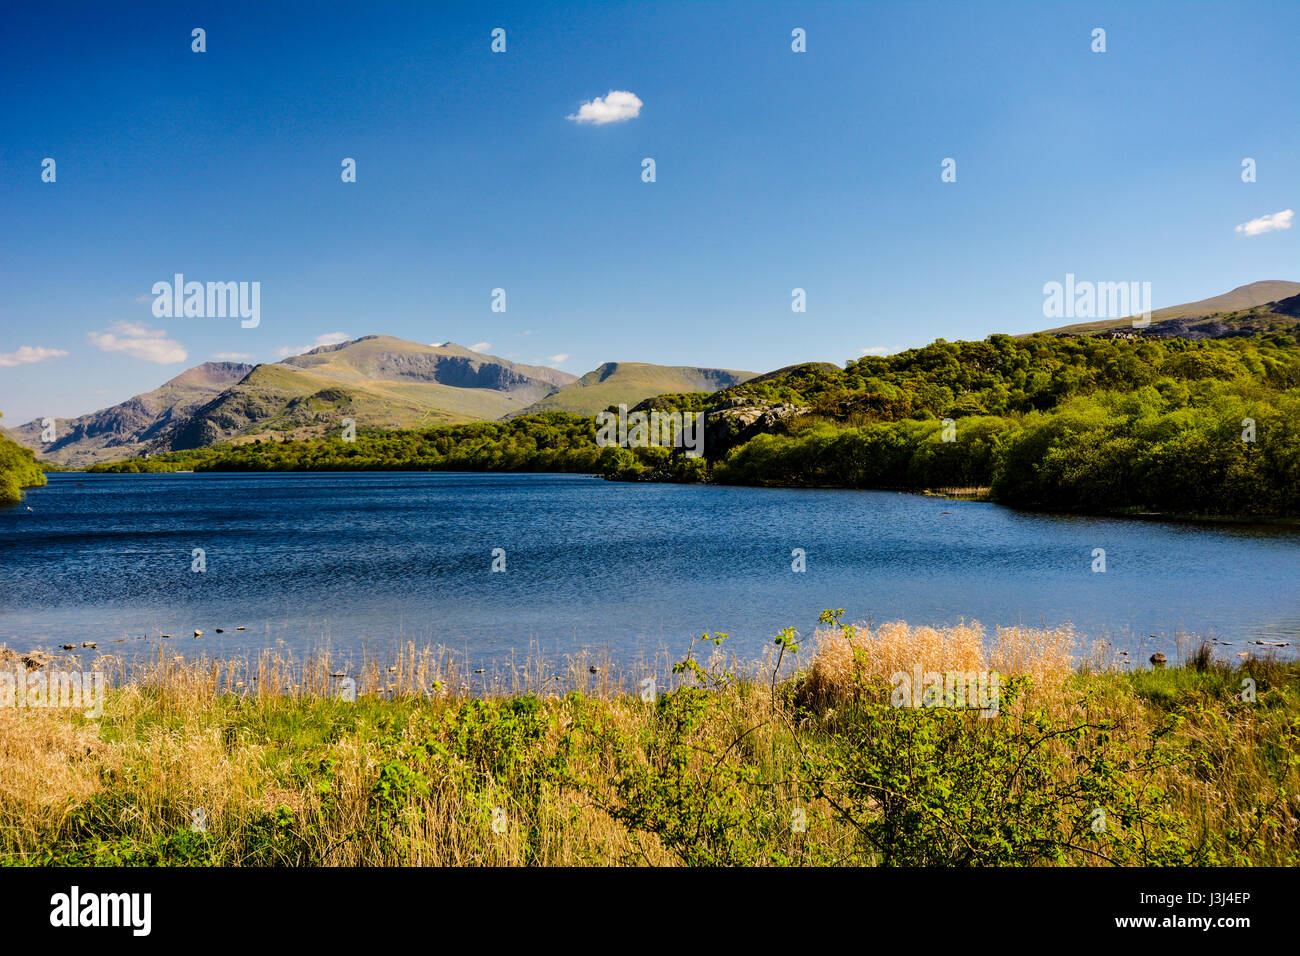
left=1043, top=280, right=1300, bottom=338
left=4, top=362, right=254, bottom=468
left=149, top=337, right=578, bottom=452
left=516, top=362, right=756, bottom=417
left=9, top=338, right=578, bottom=465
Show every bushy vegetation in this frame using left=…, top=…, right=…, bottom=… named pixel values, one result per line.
left=731, top=333, right=1300, bottom=418
left=2, top=617, right=1296, bottom=867
left=711, top=335, right=1300, bottom=516
left=714, top=382, right=1300, bottom=516
left=0, top=414, right=45, bottom=505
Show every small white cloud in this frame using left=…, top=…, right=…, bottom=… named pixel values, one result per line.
left=1235, top=209, right=1294, bottom=236
left=859, top=347, right=893, bottom=356
left=547, top=353, right=570, bottom=364
left=87, top=323, right=187, bottom=364
left=469, top=342, right=492, bottom=353
left=274, top=332, right=352, bottom=358
left=213, top=351, right=252, bottom=360
left=567, top=90, right=642, bottom=125
left=133, top=294, right=152, bottom=304
left=429, top=342, right=446, bottom=347
left=0, top=345, right=69, bottom=368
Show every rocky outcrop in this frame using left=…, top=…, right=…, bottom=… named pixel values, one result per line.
left=0, top=647, right=48, bottom=671
left=703, top=399, right=809, bottom=460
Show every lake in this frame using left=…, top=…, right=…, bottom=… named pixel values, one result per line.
left=1, top=472, right=1297, bottom=668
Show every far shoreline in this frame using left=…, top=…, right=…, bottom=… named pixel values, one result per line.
left=32, top=468, right=1300, bottom=530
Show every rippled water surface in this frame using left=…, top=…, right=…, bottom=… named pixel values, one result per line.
left=2, top=472, right=1297, bottom=665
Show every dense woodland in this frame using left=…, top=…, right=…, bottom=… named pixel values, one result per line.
left=79, top=333, right=1300, bottom=518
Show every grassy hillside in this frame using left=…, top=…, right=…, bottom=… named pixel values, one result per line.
left=9, top=338, right=580, bottom=464
left=166, top=338, right=581, bottom=450
left=282, top=336, right=574, bottom=391
left=517, top=362, right=755, bottom=417
left=167, top=363, right=495, bottom=448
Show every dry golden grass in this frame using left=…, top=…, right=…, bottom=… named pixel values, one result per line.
left=798, top=619, right=1076, bottom=708
left=0, top=704, right=114, bottom=847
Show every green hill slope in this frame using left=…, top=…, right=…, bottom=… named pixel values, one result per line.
left=516, top=362, right=756, bottom=417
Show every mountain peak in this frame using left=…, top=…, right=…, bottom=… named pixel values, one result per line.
left=162, top=361, right=255, bottom=389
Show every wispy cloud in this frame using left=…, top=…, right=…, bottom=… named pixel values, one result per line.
left=469, top=342, right=492, bottom=353
left=213, top=351, right=252, bottom=360
left=547, top=353, right=571, bottom=364
left=0, top=345, right=69, bottom=368
left=1235, top=209, right=1294, bottom=236
left=859, top=347, right=893, bottom=356
left=566, top=90, right=642, bottom=125
left=87, top=323, right=187, bottom=364
left=274, top=332, right=351, bottom=359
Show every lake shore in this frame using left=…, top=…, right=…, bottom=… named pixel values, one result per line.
left=3, top=620, right=1296, bottom=867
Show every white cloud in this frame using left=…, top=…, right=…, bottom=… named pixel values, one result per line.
left=1235, top=209, right=1294, bottom=236
left=0, top=345, right=69, bottom=368
left=859, top=347, right=893, bottom=356
left=566, top=90, right=642, bottom=125
left=213, top=351, right=252, bottom=360
left=547, top=353, right=571, bottom=364
left=469, top=342, right=492, bottom=353
left=274, top=332, right=352, bottom=359
left=87, top=323, right=187, bottom=364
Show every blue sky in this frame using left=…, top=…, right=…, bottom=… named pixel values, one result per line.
left=2, top=0, right=1297, bottom=424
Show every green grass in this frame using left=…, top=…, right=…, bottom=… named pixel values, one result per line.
left=2, top=630, right=1296, bottom=867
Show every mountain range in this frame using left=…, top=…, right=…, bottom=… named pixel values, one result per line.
left=6, top=337, right=754, bottom=467
left=7, top=280, right=1299, bottom=467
